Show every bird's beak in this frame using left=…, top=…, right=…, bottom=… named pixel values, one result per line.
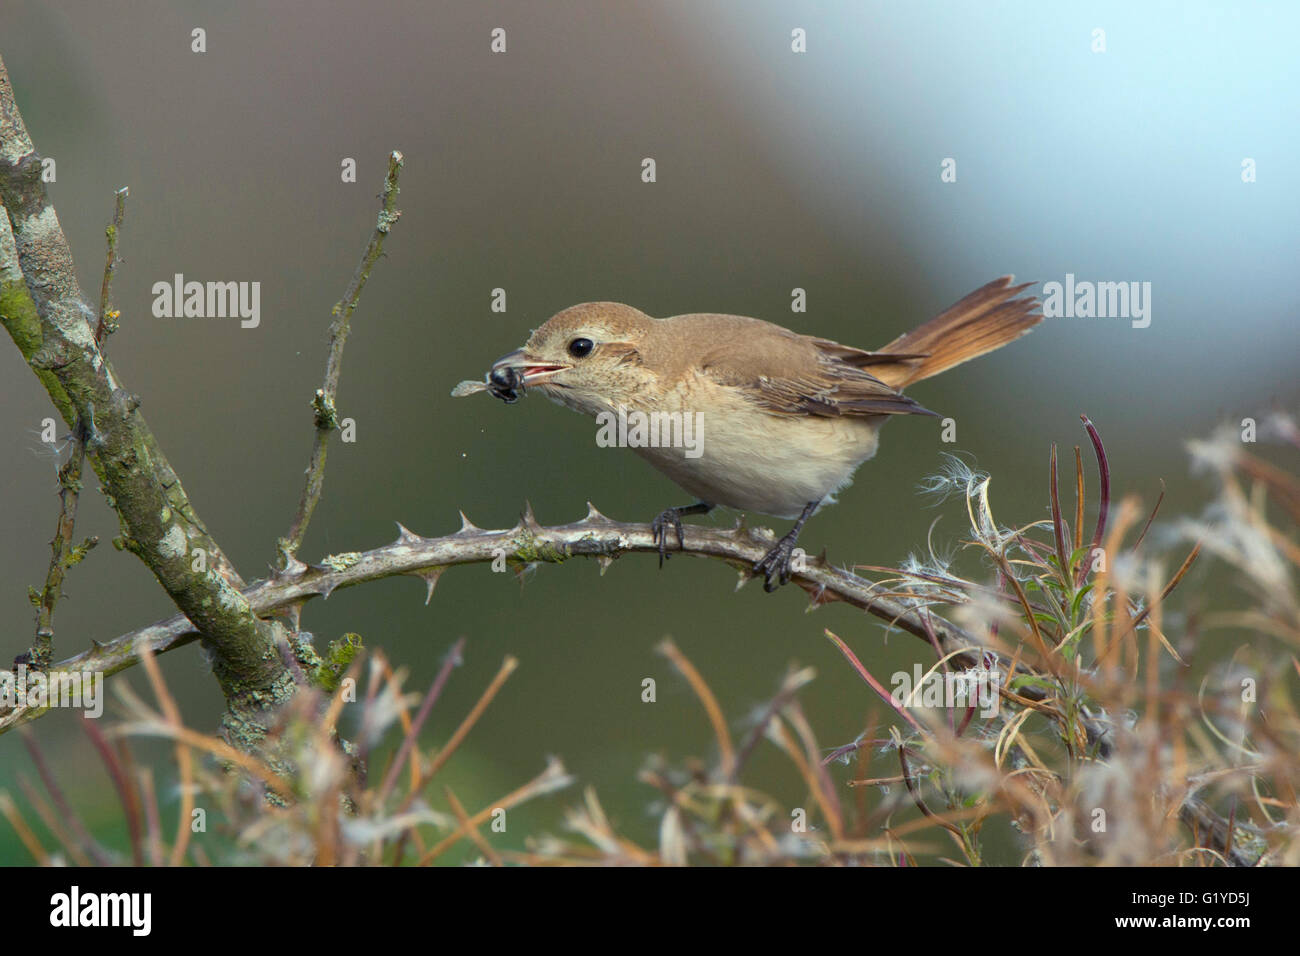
left=492, top=349, right=569, bottom=386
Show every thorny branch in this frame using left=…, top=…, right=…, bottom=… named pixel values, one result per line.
left=2, top=503, right=991, bottom=736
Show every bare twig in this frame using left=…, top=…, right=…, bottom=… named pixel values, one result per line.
left=82, top=716, right=144, bottom=866
left=0, top=792, right=48, bottom=863
left=657, top=638, right=735, bottom=779
left=825, top=629, right=927, bottom=735
left=416, top=655, right=518, bottom=789
left=416, top=758, right=572, bottom=865
left=444, top=786, right=503, bottom=866
left=18, top=727, right=113, bottom=865
left=16, top=773, right=92, bottom=866
left=375, top=637, right=464, bottom=805
left=26, top=437, right=97, bottom=669
left=96, top=187, right=127, bottom=340
left=279, top=151, right=404, bottom=564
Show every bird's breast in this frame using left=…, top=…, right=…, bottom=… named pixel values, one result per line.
left=620, top=371, right=886, bottom=518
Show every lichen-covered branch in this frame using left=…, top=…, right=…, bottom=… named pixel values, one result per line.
left=0, top=53, right=294, bottom=744
left=23, top=189, right=125, bottom=668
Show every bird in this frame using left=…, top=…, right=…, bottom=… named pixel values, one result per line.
left=460, top=276, right=1042, bottom=591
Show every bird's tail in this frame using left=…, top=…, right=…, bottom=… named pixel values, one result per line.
left=870, top=276, right=1042, bottom=389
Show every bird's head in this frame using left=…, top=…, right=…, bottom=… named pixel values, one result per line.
left=490, top=302, right=653, bottom=416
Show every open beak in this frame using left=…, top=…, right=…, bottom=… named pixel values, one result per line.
left=491, top=349, right=569, bottom=386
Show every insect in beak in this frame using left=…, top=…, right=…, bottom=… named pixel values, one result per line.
left=488, top=350, right=568, bottom=403
left=487, top=363, right=525, bottom=403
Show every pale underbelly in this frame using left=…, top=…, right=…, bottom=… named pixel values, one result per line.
left=629, top=411, right=887, bottom=518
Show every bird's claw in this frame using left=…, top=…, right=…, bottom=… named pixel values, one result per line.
left=651, top=508, right=687, bottom=568
left=753, top=534, right=800, bottom=592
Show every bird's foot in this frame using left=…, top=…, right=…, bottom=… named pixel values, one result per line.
left=651, top=508, right=688, bottom=568
left=650, top=502, right=713, bottom=567
left=753, top=531, right=803, bottom=592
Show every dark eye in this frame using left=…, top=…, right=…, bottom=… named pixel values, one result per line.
left=567, top=337, right=594, bottom=358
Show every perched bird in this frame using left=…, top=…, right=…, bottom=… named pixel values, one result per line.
left=458, top=277, right=1041, bottom=590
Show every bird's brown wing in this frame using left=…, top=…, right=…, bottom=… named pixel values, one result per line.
left=694, top=319, right=937, bottom=419
left=680, top=275, right=1040, bottom=418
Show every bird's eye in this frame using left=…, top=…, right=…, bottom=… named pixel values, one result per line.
left=567, top=337, right=594, bottom=358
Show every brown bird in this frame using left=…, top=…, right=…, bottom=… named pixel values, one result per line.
left=465, top=277, right=1041, bottom=590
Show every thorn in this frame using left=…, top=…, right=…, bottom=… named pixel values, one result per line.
left=583, top=501, right=611, bottom=525
left=520, top=500, right=541, bottom=532
left=804, top=583, right=837, bottom=610
left=735, top=567, right=753, bottom=592
left=597, top=554, right=614, bottom=576
left=456, top=511, right=481, bottom=535
left=815, top=547, right=829, bottom=568
left=314, top=576, right=339, bottom=600
left=394, top=522, right=423, bottom=546
left=414, top=566, right=446, bottom=605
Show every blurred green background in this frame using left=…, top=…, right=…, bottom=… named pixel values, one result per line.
left=1, top=0, right=1296, bottom=863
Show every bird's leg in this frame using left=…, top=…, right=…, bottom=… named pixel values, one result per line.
left=753, top=500, right=820, bottom=592
left=651, top=502, right=714, bottom=567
